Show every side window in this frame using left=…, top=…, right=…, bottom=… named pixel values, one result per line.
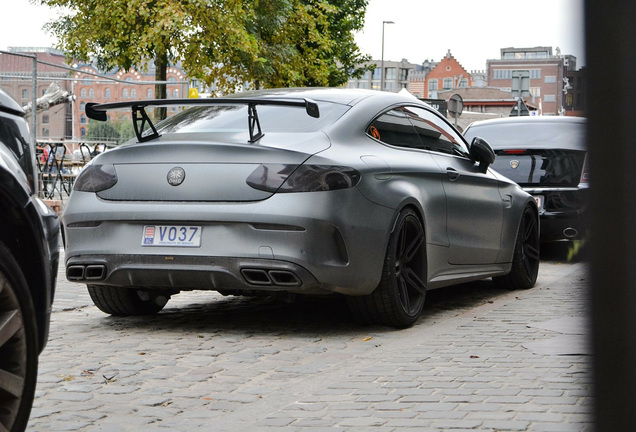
left=403, top=106, right=469, bottom=156
left=367, top=108, right=424, bottom=150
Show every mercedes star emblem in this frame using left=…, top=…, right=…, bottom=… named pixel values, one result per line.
left=167, top=167, right=186, bottom=186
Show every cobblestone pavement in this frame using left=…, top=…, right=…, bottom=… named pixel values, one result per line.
left=28, top=248, right=592, bottom=431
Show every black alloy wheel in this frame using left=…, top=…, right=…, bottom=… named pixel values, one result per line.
left=348, top=208, right=427, bottom=328
left=494, top=205, right=540, bottom=290
left=0, top=242, right=39, bottom=432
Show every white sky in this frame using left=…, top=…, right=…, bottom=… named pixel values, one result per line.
left=1, top=0, right=585, bottom=72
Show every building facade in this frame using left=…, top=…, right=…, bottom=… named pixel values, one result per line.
left=72, top=64, right=187, bottom=139
left=346, top=59, right=420, bottom=92
left=487, top=46, right=574, bottom=116
left=425, top=50, right=472, bottom=99
left=1, top=47, right=72, bottom=139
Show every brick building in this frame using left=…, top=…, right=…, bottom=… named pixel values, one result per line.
left=487, top=46, right=574, bottom=116
left=1, top=47, right=72, bottom=139
left=425, top=50, right=472, bottom=99
left=72, top=64, right=187, bottom=139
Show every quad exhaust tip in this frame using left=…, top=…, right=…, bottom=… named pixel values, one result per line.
left=67, top=264, right=107, bottom=281
left=241, top=268, right=301, bottom=287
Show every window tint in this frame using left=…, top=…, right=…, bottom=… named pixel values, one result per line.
left=156, top=101, right=350, bottom=135
left=367, top=108, right=423, bottom=149
left=0, top=112, right=35, bottom=186
left=402, top=106, right=469, bottom=156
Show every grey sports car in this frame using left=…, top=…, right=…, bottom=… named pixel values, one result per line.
left=62, top=88, right=539, bottom=328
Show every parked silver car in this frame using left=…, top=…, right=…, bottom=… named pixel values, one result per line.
left=62, top=88, right=538, bottom=328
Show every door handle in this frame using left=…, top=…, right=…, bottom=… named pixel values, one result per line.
left=446, top=167, right=460, bottom=181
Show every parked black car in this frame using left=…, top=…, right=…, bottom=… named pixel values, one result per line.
left=464, top=116, right=588, bottom=242
left=0, top=87, right=59, bottom=431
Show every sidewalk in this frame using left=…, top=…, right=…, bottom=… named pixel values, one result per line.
left=30, top=259, right=591, bottom=431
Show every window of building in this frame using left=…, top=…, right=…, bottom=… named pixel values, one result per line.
left=362, top=70, right=371, bottom=80
left=428, top=79, right=438, bottom=91
left=544, top=95, right=556, bottom=102
left=42, top=115, right=49, bottom=124
left=530, top=69, right=541, bottom=79
left=80, top=88, right=87, bottom=97
left=21, top=89, right=28, bottom=99
left=122, top=89, right=128, bottom=98
left=80, top=115, right=86, bottom=124
left=131, top=89, right=137, bottom=98
left=81, top=127, right=86, bottom=136
left=358, top=82, right=369, bottom=89
left=80, top=102, right=86, bottom=111
left=530, top=87, right=541, bottom=97
left=400, top=68, right=409, bottom=81
left=385, top=82, right=397, bottom=91
left=385, top=67, right=397, bottom=80
left=459, top=78, right=468, bottom=87
left=173, top=89, right=179, bottom=98
left=443, top=77, right=453, bottom=89
left=168, top=77, right=176, bottom=83
left=88, top=88, right=95, bottom=98
left=493, top=69, right=513, bottom=80
left=105, top=88, right=111, bottom=99
left=41, top=127, right=49, bottom=137
left=545, top=75, right=557, bottom=84
left=372, top=68, right=382, bottom=80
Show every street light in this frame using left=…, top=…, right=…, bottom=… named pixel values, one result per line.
left=380, top=20, right=394, bottom=92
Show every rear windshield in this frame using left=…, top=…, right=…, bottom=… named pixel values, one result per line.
left=464, top=121, right=586, bottom=150
left=156, top=101, right=350, bottom=135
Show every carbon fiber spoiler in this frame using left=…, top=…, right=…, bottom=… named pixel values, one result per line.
left=85, top=97, right=320, bottom=143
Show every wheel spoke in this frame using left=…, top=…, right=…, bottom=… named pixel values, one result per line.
left=397, top=276, right=411, bottom=312
left=0, top=310, right=22, bottom=348
left=524, top=215, right=536, bottom=240
left=403, top=223, right=424, bottom=263
left=524, top=244, right=540, bottom=262
left=403, top=267, right=427, bottom=296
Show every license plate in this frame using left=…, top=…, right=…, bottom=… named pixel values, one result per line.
left=533, top=195, right=544, bottom=213
left=141, top=225, right=202, bottom=247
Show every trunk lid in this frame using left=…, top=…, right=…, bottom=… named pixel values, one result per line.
left=94, top=132, right=329, bottom=202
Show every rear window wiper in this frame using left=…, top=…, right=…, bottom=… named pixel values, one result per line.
left=86, top=98, right=320, bottom=143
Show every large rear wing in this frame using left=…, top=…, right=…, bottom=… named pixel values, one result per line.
left=85, top=97, right=320, bottom=143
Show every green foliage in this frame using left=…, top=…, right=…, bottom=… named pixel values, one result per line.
left=37, top=0, right=370, bottom=93
left=86, top=119, right=120, bottom=143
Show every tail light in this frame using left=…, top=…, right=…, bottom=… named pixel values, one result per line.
left=73, top=164, right=118, bottom=192
left=246, top=164, right=361, bottom=193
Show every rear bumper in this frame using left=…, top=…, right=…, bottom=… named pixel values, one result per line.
left=62, top=189, right=395, bottom=296
left=525, top=187, right=588, bottom=242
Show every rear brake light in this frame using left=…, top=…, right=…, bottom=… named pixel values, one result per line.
left=73, top=164, right=118, bottom=192
left=500, top=150, right=527, bottom=154
left=246, top=164, right=361, bottom=193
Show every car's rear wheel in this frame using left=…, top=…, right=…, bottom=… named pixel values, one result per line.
left=348, top=208, right=427, bottom=328
left=87, top=285, right=170, bottom=316
left=494, top=205, right=540, bottom=290
left=0, top=241, right=39, bottom=432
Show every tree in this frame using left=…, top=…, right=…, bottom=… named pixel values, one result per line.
left=39, top=0, right=259, bottom=119
left=37, top=0, right=371, bottom=109
left=240, top=0, right=372, bottom=88
left=86, top=119, right=120, bottom=143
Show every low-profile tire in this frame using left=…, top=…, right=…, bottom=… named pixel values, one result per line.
left=0, top=242, right=39, bottom=432
left=494, top=205, right=540, bottom=290
left=348, top=208, right=427, bottom=328
left=87, top=285, right=169, bottom=316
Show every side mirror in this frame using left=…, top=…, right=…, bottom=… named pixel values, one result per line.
left=470, top=137, right=496, bottom=172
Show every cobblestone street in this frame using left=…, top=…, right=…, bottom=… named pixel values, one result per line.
left=28, top=250, right=592, bottom=431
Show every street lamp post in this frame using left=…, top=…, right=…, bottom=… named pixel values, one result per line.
left=381, top=20, right=394, bottom=92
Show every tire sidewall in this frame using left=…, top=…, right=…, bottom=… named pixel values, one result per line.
left=0, top=241, right=39, bottom=432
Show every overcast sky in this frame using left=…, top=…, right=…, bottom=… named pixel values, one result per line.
left=1, top=0, right=585, bottom=72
